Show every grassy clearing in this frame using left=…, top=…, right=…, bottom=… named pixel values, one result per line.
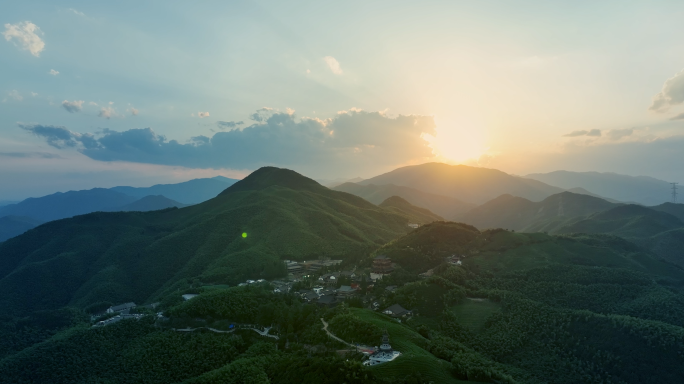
left=449, top=299, right=501, bottom=333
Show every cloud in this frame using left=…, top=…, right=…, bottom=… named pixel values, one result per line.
left=323, top=56, right=343, bottom=75
left=61, top=100, right=84, bottom=113
left=0, top=151, right=63, bottom=159
left=130, top=108, right=139, bottom=116
left=563, top=129, right=601, bottom=137
left=25, top=108, right=437, bottom=175
left=6, top=90, right=23, bottom=102
left=606, top=128, right=633, bottom=141
left=198, top=111, right=210, bottom=118
left=98, top=106, right=116, bottom=119
left=69, top=8, right=85, bottom=16
left=2, top=21, right=45, bottom=57
left=249, top=107, right=274, bottom=122
left=650, top=69, right=684, bottom=112
left=216, top=121, right=244, bottom=130
left=670, top=112, right=684, bottom=121
left=49, top=69, right=59, bottom=75
left=89, top=101, right=98, bottom=106
left=19, top=124, right=99, bottom=149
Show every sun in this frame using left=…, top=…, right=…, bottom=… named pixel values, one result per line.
left=424, top=121, right=487, bottom=164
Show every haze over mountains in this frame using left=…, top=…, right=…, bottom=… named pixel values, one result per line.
left=333, top=182, right=474, bottom=219
left=0, top=176, right=238, bottom=242
left=526, top=170, right=673, bottom=206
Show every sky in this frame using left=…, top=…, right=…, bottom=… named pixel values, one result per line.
left=2, top=0, right=684, bottom=200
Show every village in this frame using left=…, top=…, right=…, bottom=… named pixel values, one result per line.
left=94, top=252, right=466, bottom=366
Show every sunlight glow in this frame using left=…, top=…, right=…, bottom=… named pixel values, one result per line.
left=424, top=118, right=487, bottom=164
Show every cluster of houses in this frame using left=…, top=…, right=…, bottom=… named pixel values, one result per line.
left=296, top=285, right=357, bottom=308
left=285, top=259, right=344, bottom=278
left=93, top=301, right=162, bottom=327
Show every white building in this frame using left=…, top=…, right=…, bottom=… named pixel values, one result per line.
left=363, top=332, right=401, bottom=366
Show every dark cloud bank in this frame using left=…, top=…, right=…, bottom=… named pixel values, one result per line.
left=21, top=109, right=436, bottom=174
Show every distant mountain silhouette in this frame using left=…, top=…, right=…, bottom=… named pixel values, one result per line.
left=117, top=195, right=187, bottom=212
left=0, top=216, right=44, bottom=242
left=0, top=176, right=239, bottom=242
left=458, top=191, right=618, bottom=232
left=111, top=176, right=237, bottom=204
left=333, top=182, right=474, bottom=219
left=359, top=162, right=564, bottom=204
left=0, top=189, right=138, bottom=222
left=525, top=170, right=672, bottom=206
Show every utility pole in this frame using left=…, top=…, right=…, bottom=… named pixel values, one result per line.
left=671, top=182, right=679, bottom=203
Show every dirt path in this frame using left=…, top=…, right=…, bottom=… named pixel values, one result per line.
left=320, top=318, right=355, bottom=347
left=174, top=325, right=279, bottom=339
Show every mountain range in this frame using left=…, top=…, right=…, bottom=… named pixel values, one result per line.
left=1, top=165, right=684, bottom=384
left=358, top=162, right=565, bottom=204
left=333, top=182, right=475, bottom=219
left=0, top=176, right=238, bottom=242
left=526, top=170, right=674, bottom=206
left=0, top=166, right=438, bottom=315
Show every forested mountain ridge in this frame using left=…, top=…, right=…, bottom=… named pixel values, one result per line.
left=3, top=221, right=684, bottom=384
left=0, top=167, right=432, bottom=316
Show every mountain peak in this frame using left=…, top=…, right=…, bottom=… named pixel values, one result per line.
left=219, top=166, right=323, bottom=195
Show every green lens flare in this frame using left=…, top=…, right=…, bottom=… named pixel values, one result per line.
left=242, top=232, right=247, bottom=238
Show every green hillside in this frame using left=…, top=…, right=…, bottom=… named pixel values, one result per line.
left=650, top=202, right=684, bottom=221
left=378, top=196, right=444, bottom=224
left=372, top=221, right=480, bottom=273
left=555, top=204, right=683, bottom=238
left=334, top=182, right=475, bottom=219
left=374, top=223, right=684, bottom=383
left=0, top=167, right=424, bottom=316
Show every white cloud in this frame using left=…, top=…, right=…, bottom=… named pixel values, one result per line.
left=2, top=21, right=45, bottom=57
left=98, top=106, right=116, bottom=119
left=89, top=101, right=98, bottom=106
left=198, top=111, right=210, bottom=118
left=7, top=90, right=23, bottom=101
left=62, top=100, right=84, bottom=113
left=606, top=128, right=634, bottom=141
left=31, top=92, right=38, bottom=97
left=563, top=129, right=601, bottom=137
left=323, top=56, right=343, bottom=75
left=650, top=69, right=684, bottom=112
left=49, top=69, right=59, bottom=76
left=130, top=108, right=139, bottom=116
left=69, top=8, right=85, bottom=17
